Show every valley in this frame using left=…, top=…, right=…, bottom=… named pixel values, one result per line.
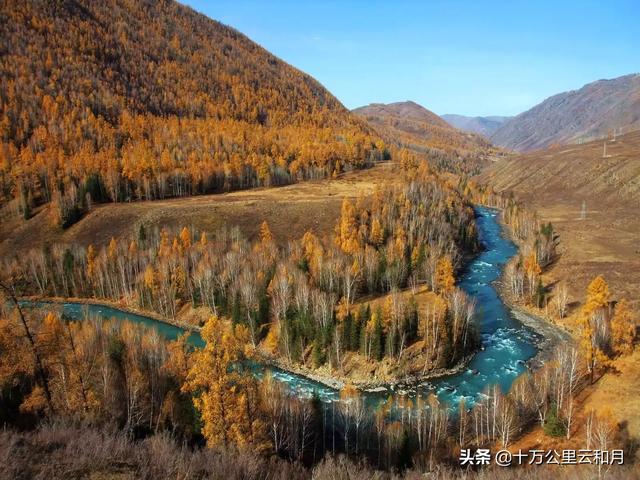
left=17, top=206, right=542, bottom=406
left=0, top=0, right=638, bottom=478
left=480, top=129, right=640, bottom=442
left=481, top=130, right=640, bottom=311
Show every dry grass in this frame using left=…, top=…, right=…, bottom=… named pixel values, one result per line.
left=352, top=284, right=441, bottom=313
left=480, top=130, right=640, bottom=312
left=480, top=130, right=640, bottom=441
left=0, top=423, right=305, bottom=480
left=3, top=423, right=636, bottom=479
left=583, top=350, right=640, bottom=442
left=0, top=162, right=398, bottom=256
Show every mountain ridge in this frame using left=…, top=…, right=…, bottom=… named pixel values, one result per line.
left=0, top=0, right=382, bottom=211
left=490, top=74, right=640, bottom=151
left=351, top=100, right=489, bottom=151
left=352, top=100, right=493, bottom=175
left=442, top=114, right=512, bottom=137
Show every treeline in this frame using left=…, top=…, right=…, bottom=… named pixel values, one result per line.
left=0, top=0, right=385, bottom=223
left=7, top=164, right=479, bottom=377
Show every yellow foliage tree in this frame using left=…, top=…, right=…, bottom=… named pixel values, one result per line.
left=523, top=251, right=541, bottom=298
left=179, top=226, right=191, bottom=250
left=107, top=237, right=117, bottom=261
left=584, top=275, right=610, bottom=315
left=336, top=198, right=360, bottom=255
left=86, top=244, right=96, bottom=281
left=182, top=316, right=268, bottom=451
left=435, top=257, right=455, bottom=295
left=370, top=217, right=384, bottom=246
left=263, top=321, right=280, bottom=355
left=260, top=220, right=273, bottom=244
left=610, top=299, right=636, bottom=356
left=579, top=275, right=612, bottom=383
left=199, top=232, right=208, bottom=248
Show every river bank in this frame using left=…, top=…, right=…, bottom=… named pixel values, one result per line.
left=260, top=351, right=478, bottom=393
left=487, top=207, right=576, bottom=370
left=18, top=295, right=201, bottom=333
left=506, top=299, right=574, bottom=368
left=19, top=295, right=477, bottom=393
left=15, top=207, right=548, bottom=406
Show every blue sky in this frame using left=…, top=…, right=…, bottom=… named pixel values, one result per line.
left=184, top=1, right=639, bottom=117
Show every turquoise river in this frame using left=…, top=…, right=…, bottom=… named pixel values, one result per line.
left=24, top=206, right=541, bottom=409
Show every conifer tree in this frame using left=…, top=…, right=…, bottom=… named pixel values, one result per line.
left=610, top=299, right=636, bottom=356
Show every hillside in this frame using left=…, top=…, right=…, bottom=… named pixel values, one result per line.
left=491, top=74, right=640, bottom=151
left=353, top=101, right=493, bottom=174
left=442, top=114, right=511, bottom=137
left=480, top=129, right=640, bottom=308
left=0, top=0, right=383, bottom=216
left=0, top=163, right=395, bottom=256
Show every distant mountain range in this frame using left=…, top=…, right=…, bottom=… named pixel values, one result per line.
left=352, top=101, right=490, bottom=154
left=442, top=114, right=512, bottom=137
left=490, top=74, right=640, bottom=151
left=352, top=101, right=493, bottom=175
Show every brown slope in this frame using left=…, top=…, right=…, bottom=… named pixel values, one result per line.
left=0, top=163, right=396, bottom=257
left=480, top=130, right=640, bottom=308
left=491, top=74, right=640, bottom=151
left=353, top=101, right=493, bottom=175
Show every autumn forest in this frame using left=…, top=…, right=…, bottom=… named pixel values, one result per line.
left=1, top=0, right=638, bottom=479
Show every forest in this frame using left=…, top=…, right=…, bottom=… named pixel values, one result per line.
left=1, top=154, right=637, bottom=478
left=0, top=276, right=635, bottom=477
left=5, top=157, right=479, bottom=383
left=0, top=0, right=385, bottom=226
left=1, top=0, right=638, bottom=478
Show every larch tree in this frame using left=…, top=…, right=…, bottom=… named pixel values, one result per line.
left=259, top=221, right=273, bottom=244
left=523, top=251, right=541, bottom=299
left=336, top=199, right=360, bottom=255
left=434, top=257, right=455, bottom=295
left=182, top=315, right=268, bottom=451
left=579, top=275, right=612, bottom=383
left=610, top=299, right=636, bottom=356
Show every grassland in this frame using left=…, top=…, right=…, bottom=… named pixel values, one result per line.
left=481, top=130, right=640, bottom=445
left=481, top=130, right=640, bottom=312
left=0, top=162, right=397, bottom=256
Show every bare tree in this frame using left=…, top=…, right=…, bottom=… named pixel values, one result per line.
left=555, top=282, right=569, bottom=319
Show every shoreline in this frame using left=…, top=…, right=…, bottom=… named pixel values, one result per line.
left=259, top=351, right=478, bottom=393
left=19, top=295, right=479, bottom=393
left=510, top=305, right=574, bottom=368
left=18, top=295, right=202, bottom=333
left=487, top=207, right=576, bottom=369
left=16, top=207, right=568, bottom=393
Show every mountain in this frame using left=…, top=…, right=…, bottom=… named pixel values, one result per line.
left=0, top=0, right=382, bottom=211
left=354, top=101, right=452, bottom=131
left=352, top=101, right=492, bottom=174
left=491, top=74, right=640, bottom=151
left=479, top=129, right=640, bottom=312
left=442, top=114, right=511, bottom=137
